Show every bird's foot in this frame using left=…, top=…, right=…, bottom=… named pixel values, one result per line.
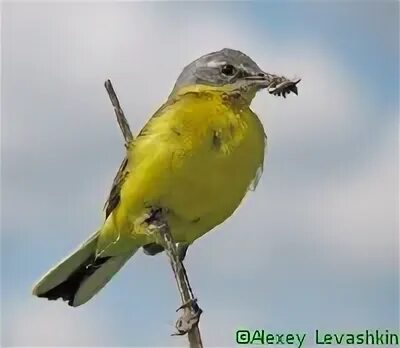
left=172, top=299, right=203, bottom=336
left=143, top=207, right=168, bottom=239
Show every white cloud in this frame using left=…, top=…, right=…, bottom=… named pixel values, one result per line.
left=2, top=300, right=112, bottom=346
left=304, top=132, right=398, bottom=268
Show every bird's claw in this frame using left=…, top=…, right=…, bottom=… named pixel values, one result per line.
left=176, top=298, right=200, bottom=312
left=172, top=299, right=203, bottom=336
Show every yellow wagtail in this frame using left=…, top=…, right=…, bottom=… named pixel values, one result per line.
left=32, top=48, right=299, bottom=307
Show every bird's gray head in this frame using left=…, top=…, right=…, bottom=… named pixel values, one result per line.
left=170, top=48, right=300, bottom=100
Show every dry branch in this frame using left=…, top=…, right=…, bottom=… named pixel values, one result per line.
left=104, top=79, right=203, bottom=348
left=104, top=80, right=133, bottom=144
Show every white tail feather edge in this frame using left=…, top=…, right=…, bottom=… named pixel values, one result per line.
left=32, top=231, right=137, bottom=306
left=71, top=252, right=133, bottom=306
left=32, top=231, right=100, bottom=296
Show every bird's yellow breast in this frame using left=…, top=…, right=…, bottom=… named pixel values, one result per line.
left=110, top=87, right=266, bottom=249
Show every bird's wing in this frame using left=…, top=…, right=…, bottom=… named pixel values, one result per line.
left=103, top=97, right=179, bottom=220
left=104, top=155, right=129, bottom=219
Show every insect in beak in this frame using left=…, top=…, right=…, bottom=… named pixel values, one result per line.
left=245, top=73, right=301, bottom=98
left=267, top=78, right=301, bottom=98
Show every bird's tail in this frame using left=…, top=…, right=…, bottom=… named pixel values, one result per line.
left=32, top=231, right=136, bottom=307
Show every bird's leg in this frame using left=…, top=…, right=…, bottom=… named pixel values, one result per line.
left=171, top=256, right=202, bottom=336
left=146, top=208, right=202, bottom=336
left=175, top=243, right=194, bottom=299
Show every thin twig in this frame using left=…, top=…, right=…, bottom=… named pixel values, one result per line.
left=104, top=80, right=203, bottom=348
left=104, top=79, right=133, bottom=144
left=155, top=215, right=203, bottom=348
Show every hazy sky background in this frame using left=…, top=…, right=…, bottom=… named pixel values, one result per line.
left=2, top=1, right=399, bottom=347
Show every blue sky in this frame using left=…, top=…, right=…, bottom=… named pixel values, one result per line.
left=2, top=1, right=399, bottom=347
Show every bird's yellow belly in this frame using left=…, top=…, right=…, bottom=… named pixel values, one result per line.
left=162, top=125, right=265, bottom=243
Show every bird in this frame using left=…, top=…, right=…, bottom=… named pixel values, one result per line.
left=32, top=48, right=299, bottom=307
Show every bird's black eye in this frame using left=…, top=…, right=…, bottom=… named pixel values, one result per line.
left=221, top=64, right=236, bottom=76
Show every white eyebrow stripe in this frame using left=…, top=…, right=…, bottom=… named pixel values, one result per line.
left=206, top=60, right=226, bottom=68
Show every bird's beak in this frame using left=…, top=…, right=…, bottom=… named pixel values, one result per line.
left=245, top=72, right=301, bottom=98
